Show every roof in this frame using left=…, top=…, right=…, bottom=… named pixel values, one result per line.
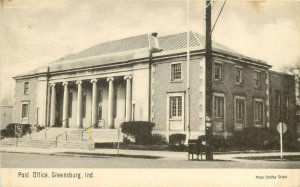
left=15, top=31, right=268, bottom=78
left=53, top=34, right=151, bottom=63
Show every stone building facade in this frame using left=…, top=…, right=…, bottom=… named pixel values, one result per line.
left=13, top=31, right=296, bottom=139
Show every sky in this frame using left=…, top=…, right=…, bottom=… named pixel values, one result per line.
left=0, top=0, right=300, bottom=105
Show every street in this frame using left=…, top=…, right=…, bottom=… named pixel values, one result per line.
left=2, top=152, right=300, bottom=168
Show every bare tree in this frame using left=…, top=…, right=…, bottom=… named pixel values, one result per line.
left=283, top=60, right=300, bottom=105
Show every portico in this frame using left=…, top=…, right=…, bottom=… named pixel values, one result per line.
left=48, top=75, right=133, bottom=129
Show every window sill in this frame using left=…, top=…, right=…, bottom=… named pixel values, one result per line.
left=170, top=80, right=183, bottom=83
left=235, top=82, right=244, bottom=86
left=169, top=118, right=183, bottom=121
left=213, top=80, right=223, bottom=84
left=254, top=123, right=263, bottom=127
left=213, top=117, right=224, bottom=120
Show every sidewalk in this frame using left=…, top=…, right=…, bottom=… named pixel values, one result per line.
left=1, top=146, right=300, bottom=161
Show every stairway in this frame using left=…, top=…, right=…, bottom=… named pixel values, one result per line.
left=1, top=137, right=94, bottom=150
left=1, top=138, right=56, bottom=148
left=1, top=127, right=121, bottom=150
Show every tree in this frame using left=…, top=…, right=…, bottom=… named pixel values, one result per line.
left=283, top=60, right=300, bottom=106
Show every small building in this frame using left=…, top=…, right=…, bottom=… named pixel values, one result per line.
left=0, top=105, right=13, bottom=130
left=12, top=31, right=297, bottom=140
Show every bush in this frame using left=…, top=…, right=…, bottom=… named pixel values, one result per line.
left=169, top=134, right=186, bottom=145
left=282, top=131, right=300, bottom=151
left=151, top=134, right=167, bottom=145
left=198, top=135, right=228, bottom=152
left=1, top=123, right=32, bottom=138
left=230, top=127, right=279, bottom=150
left=121, top=121, right=155, bottom=145
left=169, top=134, right=186, bottom=151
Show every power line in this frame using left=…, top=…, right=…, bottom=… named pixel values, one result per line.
left=210, top=0, right=226, bottom=36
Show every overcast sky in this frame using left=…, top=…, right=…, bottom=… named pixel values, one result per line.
left=0, top=0, right=300, bottom=105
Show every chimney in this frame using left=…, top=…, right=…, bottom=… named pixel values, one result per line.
left=149, top=32, right=162, bottom=53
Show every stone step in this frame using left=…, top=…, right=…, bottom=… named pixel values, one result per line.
left=58, top=141, right=94, bottom=150
left=1, top=137, right=94, bottom=150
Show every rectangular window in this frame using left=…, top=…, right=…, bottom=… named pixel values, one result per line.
left=22, top=103, right=29, bottom=118
left=214, top=96, right=224, bottom=118
left=235, top=98, right=245, bottom=121
left=82, top=92, right=86, bottom=118
left=171, top=63, right=182, bottom=81
left=214, top=63, right=222, bottom=81
left=170, top=96, right=182, bottom=118
left=235, top=67, right=243, bottom=84
left=24, top=82, right=29, bottom=95
left=254, top=100, right=263, bottom=123
left=254, top=71, right=261, bottom=87
left=275, top=90, right=281, bottom=106
left=68, top=92, right=73, bottom=118
left=275, top=106, right=280, bottom=120
left=283, top=95, right=289, bottom=108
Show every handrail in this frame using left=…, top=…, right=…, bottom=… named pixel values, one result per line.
left=56, top=118, right=68, bottom=127
left=55, top=131, right=67, bottom=147
left=44, top=127, right=51, bottom=139
left=81, top=120, right=104, bottom=141
left=81, top=124, right=94, bottom=141
left=45, top=118, right=68, bottom=139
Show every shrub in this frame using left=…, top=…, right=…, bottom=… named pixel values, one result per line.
left=1, top=123, right=32, bottom=138
left=151, top=134, right=167, bottom=145
left=231, top=127, right=279, bottom=150
left=121, top=121, right=155, bottom=145
left=169, top=134, right=186, bottom=151
left=169, top=134, right=186, bottom=145
left=282, top=131, right=300, bottom=151
left=198, top=135, right=228, bottom=152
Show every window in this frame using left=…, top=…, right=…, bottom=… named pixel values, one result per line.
left=214, top=63, right=222, bottom=81
left=275, top=90, right=281, bottom=106
left=283, top=94, right=289, bottom=108
left=82, top=92, right=86, bottom=118
left=254, top=100, right=263, bottom=123
left=214, top=96, right=224, bottom=118
left=68, top=92, right=73, bottom=118
left=235, top=67, right=243, bottom=84
left=24, top=82, right=29, bottom=95
left=170, top=96, right=182, bottom=118
left=235, top=97, right=245, bottom=121
left=254, top=71, right=261, bottom=87
left=171, top=63, right=182, bottom=81
left=22, top=103, right=29, bottom=118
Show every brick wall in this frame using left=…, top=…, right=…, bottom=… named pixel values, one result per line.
left=269, top=71, right=296, bottom=132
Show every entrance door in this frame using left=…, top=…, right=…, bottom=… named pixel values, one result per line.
left=168, top=94, right=184, bottom=130
left=21, top=102, right=29, bottom=124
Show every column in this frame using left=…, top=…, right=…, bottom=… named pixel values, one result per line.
left=107, top=77, right=114, bottom=128
left=91, top=79, right=98, bottom=128
left=50, top=83, right=56, bottom=127
left=124, top=75, right=132, bottom=121
left=62, top=82, right=69, bottom=128
left=76, top=80, right=83, bottom=128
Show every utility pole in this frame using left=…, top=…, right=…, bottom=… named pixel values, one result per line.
left=205, top=0, right=214, bottom=161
